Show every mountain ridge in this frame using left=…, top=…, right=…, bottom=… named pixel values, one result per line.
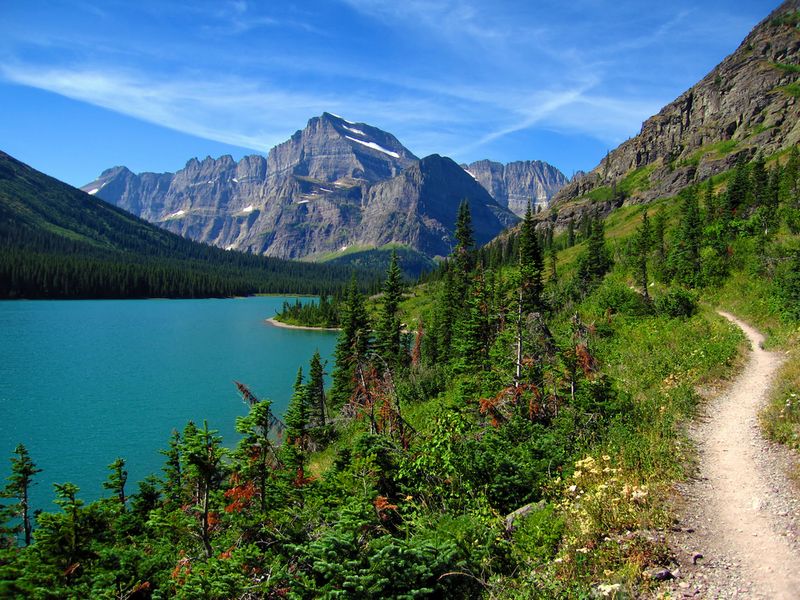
left=82, top=113, right=571, bottom=259
left=549, top=0, right=800, bottom=221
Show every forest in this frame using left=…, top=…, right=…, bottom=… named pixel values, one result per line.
left=0, top=151, right=382, bottom=298
left=1, top=150, right=799, bottom=598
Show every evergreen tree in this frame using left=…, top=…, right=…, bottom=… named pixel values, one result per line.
left=549, top=246, right=558, bottom=283
left=234, top=393, right=277, bottom=514
left=751, top=153, right=768, bottom=207
left=160, top=429, right=182, bottom=506
left=567, top=220, right=576, bottom=247
left=306, top=350, right=327, bottom=428
left=672, top=186, right=703, bottom=286
left=453, top=268, right=492, bottom=374
left=575, top=216, right=612, bottom=293
left=329, top=276, right=371, bottom=409
left=703, top=177, right=718, bottom=221
left=0, top=444, right=41, bottom=546
left=519, top=202, right=544, bottom=313
left=453, top=199, right=475, bottom=284
left=375, top=250, right=405, bottom=367
left=181, top=420, right=224, bottom=558
left=283, top=368, right=310, bottom=483
left=102, top=457, right=127, bottom=509
left=726, top=155, right=751, bottom=217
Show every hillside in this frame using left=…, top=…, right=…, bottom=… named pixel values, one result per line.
left=550, top=0, right=800, bottom=224
left=0, top=151, right=379, bottom=298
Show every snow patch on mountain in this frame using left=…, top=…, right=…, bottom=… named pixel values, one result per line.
left=345, top=136, right=400, bottom=158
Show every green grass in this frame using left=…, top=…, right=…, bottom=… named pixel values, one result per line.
left=680, top=139, right=740, bottom=167
left=771, top=61, right=800, bottom=74
left=777, top=82, right=800, bottom=98
left=617, top=164, right=656, bottom=195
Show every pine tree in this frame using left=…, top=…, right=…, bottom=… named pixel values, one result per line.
left=283, top=368, right=310, bottom=483
left=549, top=247, right=558, bottom=283
left=519, top=202, right=544, bottom=314
left=575, top=215, right=612, bottom=293
left=103, top=457, right=127, bottom=509
left=330, top=276, right=371, bottom=409
left=0, top=444, right=41, bottom=546
left=567, top=220, right=576, bottom=247
left=375, top=250, right=405, bottom=367
left=703, top=178, right=718, bottom=221
left=751, top=153, right=768, bottom=207
left=182, top=420, right=224, bottom=558
left=234, top=394, right=277, bottom=514
left=453, top=268, right=492, bottom=373
left=453, top=199, right=475, bottom=285
left=160, top=429, right=183, bottom=506
left=306, top=351, right=327, bottom=428
left=673, top=186, right=703, bottom=286
left=726, top=155, right=751, bottom=217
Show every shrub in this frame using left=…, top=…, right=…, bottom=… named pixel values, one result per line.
left=654, top=288, right=697, bottom=318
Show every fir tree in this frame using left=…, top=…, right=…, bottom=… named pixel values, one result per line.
left=726, top=155, right=751, bottom=217
left=234, top=393, right=277, bottom=514
left=182, top=420, right=224, bottom=558
left=519, top=202, right=544, bottom=314
left=102, top=457, right=127, bottom=509
left=453, top=199, right=475, bottom=284
left=575, top=215, right=612, bottom=293
left=283, top=368, right=310, bottom=483
left=673, top=186, right=703, bottom=287
left=329, top=276, right=371, bottom=409
left=160, top=429, right=182, bottom=506
left=0, top=444, right=41, bottom=546
left=375, top=250, right=405, bottom=367
left=306, top=351, right=327, bottom=428
left=453, top=268, right=492, bottom=373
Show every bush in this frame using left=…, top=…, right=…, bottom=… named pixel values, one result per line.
left=592, top=280, right=649, bottom=316
left=654, top=288, right=697, bottom=318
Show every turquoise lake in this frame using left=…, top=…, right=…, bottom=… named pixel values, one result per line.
left=0, top=297, right=337, bottom=513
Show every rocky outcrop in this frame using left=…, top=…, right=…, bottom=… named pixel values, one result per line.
left=463, top=159, right=567, bottom=216
left=359, top=155, right=519, bottom=257
left=552, top=0, right=800, bottom=212
left=82, top=113, right=518, bottom=259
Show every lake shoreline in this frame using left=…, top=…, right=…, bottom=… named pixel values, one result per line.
left=264, top=317, right=340, bottom=332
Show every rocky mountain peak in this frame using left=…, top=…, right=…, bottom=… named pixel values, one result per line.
left=463, top=159, right=568, bottom=216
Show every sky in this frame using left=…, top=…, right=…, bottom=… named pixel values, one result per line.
left=0, top=0, right=780, bottom=187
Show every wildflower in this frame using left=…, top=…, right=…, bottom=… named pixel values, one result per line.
left=597, top=583, right=622, bottom=597
left=576, top=547, right=590, bottom=554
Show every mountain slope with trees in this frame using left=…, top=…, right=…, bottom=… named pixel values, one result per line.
left=0, top=151, right=380, bottom=298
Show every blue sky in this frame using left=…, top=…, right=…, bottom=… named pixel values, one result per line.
left=0, top=0, right=779, bottom=187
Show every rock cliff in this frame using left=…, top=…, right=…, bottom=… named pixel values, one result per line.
left=551, top=0, right=800, bottom=214
left=463, top=159, right=568, bottom=216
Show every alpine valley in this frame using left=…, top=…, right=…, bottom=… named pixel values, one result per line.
left=82, top=113, right=566, bottom=261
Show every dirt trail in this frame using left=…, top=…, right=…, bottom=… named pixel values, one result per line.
left=664, top=312, right=800, bottom=598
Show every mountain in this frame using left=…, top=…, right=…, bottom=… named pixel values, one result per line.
left=83, top=113, right=518, bottom=260
left=551, top=0, right=800, bottom=217
left=462, top=159, right=568, bottom=216
left=0, top=150, right=379, bottom=299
